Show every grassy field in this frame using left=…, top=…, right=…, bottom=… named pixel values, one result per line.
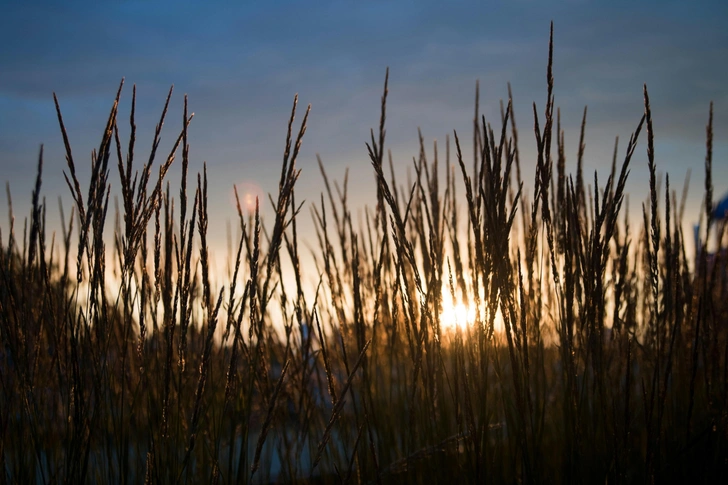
left=1, top=27, right=727, bottom=483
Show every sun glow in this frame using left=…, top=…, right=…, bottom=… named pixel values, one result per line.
left=439, top=295, right=476, bottom=331
left=438, top=288, right=507, bottom=334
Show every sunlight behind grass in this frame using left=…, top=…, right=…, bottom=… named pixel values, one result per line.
left=440, top=294, right=476, bottom=331
left=1, top=24, right=727, bottom=484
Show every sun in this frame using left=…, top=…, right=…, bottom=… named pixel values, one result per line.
left=439, top=295, right=476, bottom=331
left=438, top=288, right=507, bottom=334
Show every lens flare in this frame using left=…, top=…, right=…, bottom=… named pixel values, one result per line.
left=229, top=181, right=264, bottom=213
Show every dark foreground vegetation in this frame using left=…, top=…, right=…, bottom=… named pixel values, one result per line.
left=2, top=27, right=727, bottom=484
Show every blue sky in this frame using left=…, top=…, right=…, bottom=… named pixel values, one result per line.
left=1, top=0, right=727, bottom=269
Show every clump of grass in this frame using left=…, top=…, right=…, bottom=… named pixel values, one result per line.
left=1, top=24, right=727, bottom=484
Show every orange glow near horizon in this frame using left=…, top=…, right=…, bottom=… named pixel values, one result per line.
left=439, top=292, right=476, bottom=331
left=439, top=287, right=507, bottom=335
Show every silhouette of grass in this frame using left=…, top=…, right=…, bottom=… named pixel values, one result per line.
left=1, top=24, right=727, bottom=483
